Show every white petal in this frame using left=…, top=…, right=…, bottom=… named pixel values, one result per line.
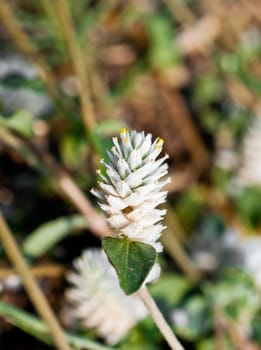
left=112, top=137, right=123, bottom=157
left=125, top=172, right=143, bottom=188
left=115, top=180, right=132, bottom=197
left=90, top=188, right=105, bottom=201
left=117, top=158, right=131, bottom=178
left=139, top=134, right=152, bottom=156
left=128, top=149, right=142, bottom=170
left=105, top=165, right=122, bottom=185
left=99, top=183, right=118, bottom=196
left=99, top=203, right=120, bottom=215
left=107, top=195, right=126, bottom=210
left=107, top=214, right=129, bottom=228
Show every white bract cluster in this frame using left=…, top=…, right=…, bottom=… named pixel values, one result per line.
left=233, top=116, right=261, bottom=189
left=66, top=249, right=147, bottom=345
left=91, top=129, right=170, bottom=281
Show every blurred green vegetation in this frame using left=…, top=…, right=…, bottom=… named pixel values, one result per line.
left=0, top=0, right=261, bottom=349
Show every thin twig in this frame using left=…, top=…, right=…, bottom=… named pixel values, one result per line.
left=0, top=215, right=72, bottom=350
left=0, top=0, right=63, bottom=108
left=0, top=264, right=64, bottom=281
left=161, top=88, right=209, bottom=172
left=53, top=0, right=96, bottom=131
left=42, top=154, right=111, bottom=237
left=162, top=210, right=201, bottom=281
left=138, top=286, right=185, bottom=350
left=0, top=127, right=111, bottom=238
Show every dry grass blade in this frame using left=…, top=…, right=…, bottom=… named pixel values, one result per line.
left=0, top=215, right=72, bottom=350
left=53, top=0, right=96, bottom=131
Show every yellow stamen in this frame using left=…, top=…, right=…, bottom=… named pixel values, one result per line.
left=156, top=138, right=164, bottom=150
left=121, top=128, right=127, bottom=135
left=124, top=137, right=129, bottom=144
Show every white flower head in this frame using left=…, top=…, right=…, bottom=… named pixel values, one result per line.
left=66, top=248, right=147, bottom=345
left=91, top=129, right=170, bottom=282
left=232, top=116, right=261, bottom=190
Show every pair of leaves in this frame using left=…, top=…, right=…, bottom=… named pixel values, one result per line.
left=102, top=236, right=157, bottom=295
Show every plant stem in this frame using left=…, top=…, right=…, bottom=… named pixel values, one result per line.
left=0, top=264, right=64, bottom=280
left=0, top=127, right=111, bottom=238
left=162, top=210, right=201, bottom=281
left=138, top=286, right=185, bottom=350
left=0, top=215, right=72, bottom=350
left=53, top=0, right=96, bottom=131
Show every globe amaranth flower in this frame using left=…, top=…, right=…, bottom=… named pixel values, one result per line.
left=91, top=129, right=170, bottom=283
left=66, top=248, right=147, bottom=345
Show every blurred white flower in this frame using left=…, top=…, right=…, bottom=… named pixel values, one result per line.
left=240, top=237, right=261, bottom=289
left=233, top=116, right=261, bottom=190
left=66, top=249, right=147, bottom=345
left=91, top=129, right=170, bottom=283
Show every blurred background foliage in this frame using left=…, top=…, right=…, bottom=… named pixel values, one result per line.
left=0, top=0, right=261, bottom=349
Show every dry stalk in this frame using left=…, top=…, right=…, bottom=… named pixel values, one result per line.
left=0, top=216, right=72, bottom=350
left=0, top=127, right=111, bottom=238
left=162, top=211, right=201, bottom=281
left=138, top=286, right=185, bottom=350
left=53, top=0, right=96, bottom=131
left=0, top=264, right=64, bottom=281
left=161, top=88, right=209, bottom=172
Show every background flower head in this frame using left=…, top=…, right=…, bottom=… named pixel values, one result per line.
left=66, top=248, right=147, bottom=345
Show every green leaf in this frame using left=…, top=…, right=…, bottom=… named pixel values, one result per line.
left=0, top=110, right=34, bottom=137
left=23, top=215, right=88, bottom=257
left=147, top=14, right=180, bottom=69
left=235, top=187, right=261, bottom=228
left=173, top=296, right=212, bottom=341
left=0, top=301, right=113, bottom=350
left=150, top=274, right=192, bottom=306
left=102, top=237, right=157, bottom=295
left=61, top=133, right=89, bottom=169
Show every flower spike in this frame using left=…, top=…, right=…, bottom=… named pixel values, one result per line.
left=91, top=129, right=170, bottom=284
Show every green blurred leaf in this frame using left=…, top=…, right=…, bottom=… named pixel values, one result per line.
left=193, top=75, right=222, bottom=107
left=118, top=317, right=161, bottom=350
left=147, top=14, right=179, bottom=69
left=0, top=110, right=33, bottom=137
left=196, top=338, right=215, bottom=350
left=173, top=296, right=212, bottom=340
left=235, top=187, right=261, bottom=228
left=206, top=270, right=259, bottom=320
left=197, top=337, right=233, bottom=350
left=0, top=301, right=113, bottom=350
left=23, top=215, right=88, bottom=257
left=175, top=190, right=204, bottom=232
left=102, top=236, right=156, bottom=294
left=61, top=133, right=89, bottom=169
left=150, top=274, right=192, bottom=306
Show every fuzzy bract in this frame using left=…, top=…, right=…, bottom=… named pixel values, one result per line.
left=66, top=249, right=147, bottom=345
